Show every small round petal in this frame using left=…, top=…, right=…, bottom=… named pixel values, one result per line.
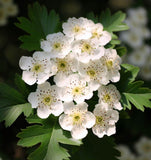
left=37, top=106, right=51, bottom=119
left=59, top=114, right=73, bottom=131
left=19, top=56, right=33, bottom=70
left=28, top=92, right=39, bottom=108
left=106, top=125, right=116, bottom=136
left=22, top=71, right=36, bottom=85
left=40, top=40, right=52, bottom=52
left=71, top=125, right=88, bottom=140
left=83, top=111, right=96, bottom=128
left=92, top=125, right=106, bottom=138
left=51, top=101, right=64, bottom=116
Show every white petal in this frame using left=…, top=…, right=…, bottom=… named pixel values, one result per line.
left=111, top=71, right=120, bottom=82
left=22, top=71, right=36, bottom=85
left=51, top=102, right=64, bottom=116
left=37, top=81, right=50, bottom=91
left=106, top=125, right=116, bottom=136
left=63, top=102, right=75, bottom=114
left=92, top=125, right=106, bottom=138
left=41, top=40, right=52, bottom=52
left=99, top=31, right=111, bottom=46
left=37, top=107, right=51, bottom=119
left=71, top=125, right=88, bottom=139
left=114, top=102, right=122, bottom=111
left=59, top=114, right=73, bottom=131
left=19, top=56, right=33, bottom=70
left=37, top=73, right=50, bottom=84
left=28, top=92, right=39, bottom=108
left=54, top=73, right=69, bottom=87
left=83, top=111, right=96, bottom=128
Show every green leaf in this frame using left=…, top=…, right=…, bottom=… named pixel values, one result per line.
left=116, top=64, right=139, bottom=92
left=17, top=115, right=82, bottom=160
left=0, top=103, right=32, bottom=127
left=71, top=134, right=120, bottom=160
left=14, top=74, right=30, bottom=98
left=116, top=46, right=127, bottom=57
left=87, top=12, right=99, bottom=23
left=100, top=9, right=129, bottom=33
left=0, top=83, right=26, bottom=107
left=15, top=2, right=60, bottom=51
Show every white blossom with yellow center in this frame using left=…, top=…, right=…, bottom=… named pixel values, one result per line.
left=41, top=32, right=73, bottom=58
left=78, top=59, right=108, bottom=86
left=28, top=82, right=63, bottom=119
left=101, top=48, right=121, bottom=83
left=116, top=145, right=136, bottom=160
left=135, top=137, right=151, bottom=158
left=59, top=74, right=96, bottom=103
left=19, top=51, right=57, bottom=85
left=59, top=102, right=95, bottom=139
left=72, top=39, right=105, bottom=63
left=98, top=84, right=122, bottom=110
left=90, top=22, right=111, bottom=46
left=62, top=17, right=92, bottom=40
left=52, top=54, right=78, bottom=87
left=92, top=104, right=119, bottom=138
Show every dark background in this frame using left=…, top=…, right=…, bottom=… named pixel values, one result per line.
left=0, top=0, right=151, bottom=159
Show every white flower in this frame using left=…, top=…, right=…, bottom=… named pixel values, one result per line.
left=52, top=54, right=78, bottom=87
left=28, top=82, right=63, bottom=118
left=135, top=137, right=151, bottom=157
left=138, top=155, right=151, bottom=160
left=101, top=48, right=121, bottom=83
left=90, top=22, right=111, bottom=46
left=127, top=7, right=147, bottom=25
left=92, top=104, right=119, bottom=138
left=41, top=32, right=73, bottom=58
left=116, top=145, right=136, bottom=160
left=59, top=74, right=96, bottom=103
left=127, top=45, right=150, bottom=67
left=4, top=3, right=18, bottom=16
left=140, top=65, right=151, bottom=80
left=0, top=7, right=7, bottom=26
left=62, top=17, right=92, bottom=40
left=59, top=102, right=95, bottom=139
left=120, top=30, right=143, bottom=48
left=19, top=51, right=56, bottom=85
left=78, top=59, right=108, bottom=86
left=72, top=39, right=105, bottom=63
left=98, top=84, right=122, bottom=110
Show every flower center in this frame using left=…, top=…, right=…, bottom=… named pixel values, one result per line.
left=96, top=116, right=104, bottom=125
left=72, top=112, right=82, bottom=125
left=42, top=95, right=52, bottom=106
left=57, top=60, right=67, bottom=71
left=32, top=64, right=42, bottom=73
left=106, top=60, right=113, bottom=69
left=87, top=69, right=96, bottom=78
left=81, top=43, right=92, bottom=54
left=53, top=43, right=61, bottom=50
left=103, top=94, right=111, bottom=103
left=73, top=26, right=81, bottom=33
left=72, top=86, right=83, bottom=96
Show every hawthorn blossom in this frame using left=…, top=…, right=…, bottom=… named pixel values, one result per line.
left=92, top=104, right=119, bottom=138
left=90, top=22, right=111, bottom=46
left=117, top=145, right=136, bottom=160
left=101, top=48, right=121, bottom=83
left=135, top=137, right=151, bottom=157
left=59, top=74, right=97, bottom=103
left=52, top=54, right=78, bottom=87
left=28, top=82, right=63, bottom=118
left=19, top=51, right=56, bottom=85
left=41, top=32, right=73, bottom=58
left=62, top=17, right=92, bottom=40
left=72, top=39, right=105, bottom=63
left=0, top=7, right=7, bottom=25
left=78, top=59, right=108, bottom=86
left=59, top=102, right=95, bottom=139
left=98, top=84, right=122, bottom=110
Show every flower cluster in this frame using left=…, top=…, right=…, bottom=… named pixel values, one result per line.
left=120, top=7, right=151, bottom=80
left=0, top=0, right=18, bottom=26
left=19, top=17, right=122, bottom=139
left=117, top=137, right=151, bottom=160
